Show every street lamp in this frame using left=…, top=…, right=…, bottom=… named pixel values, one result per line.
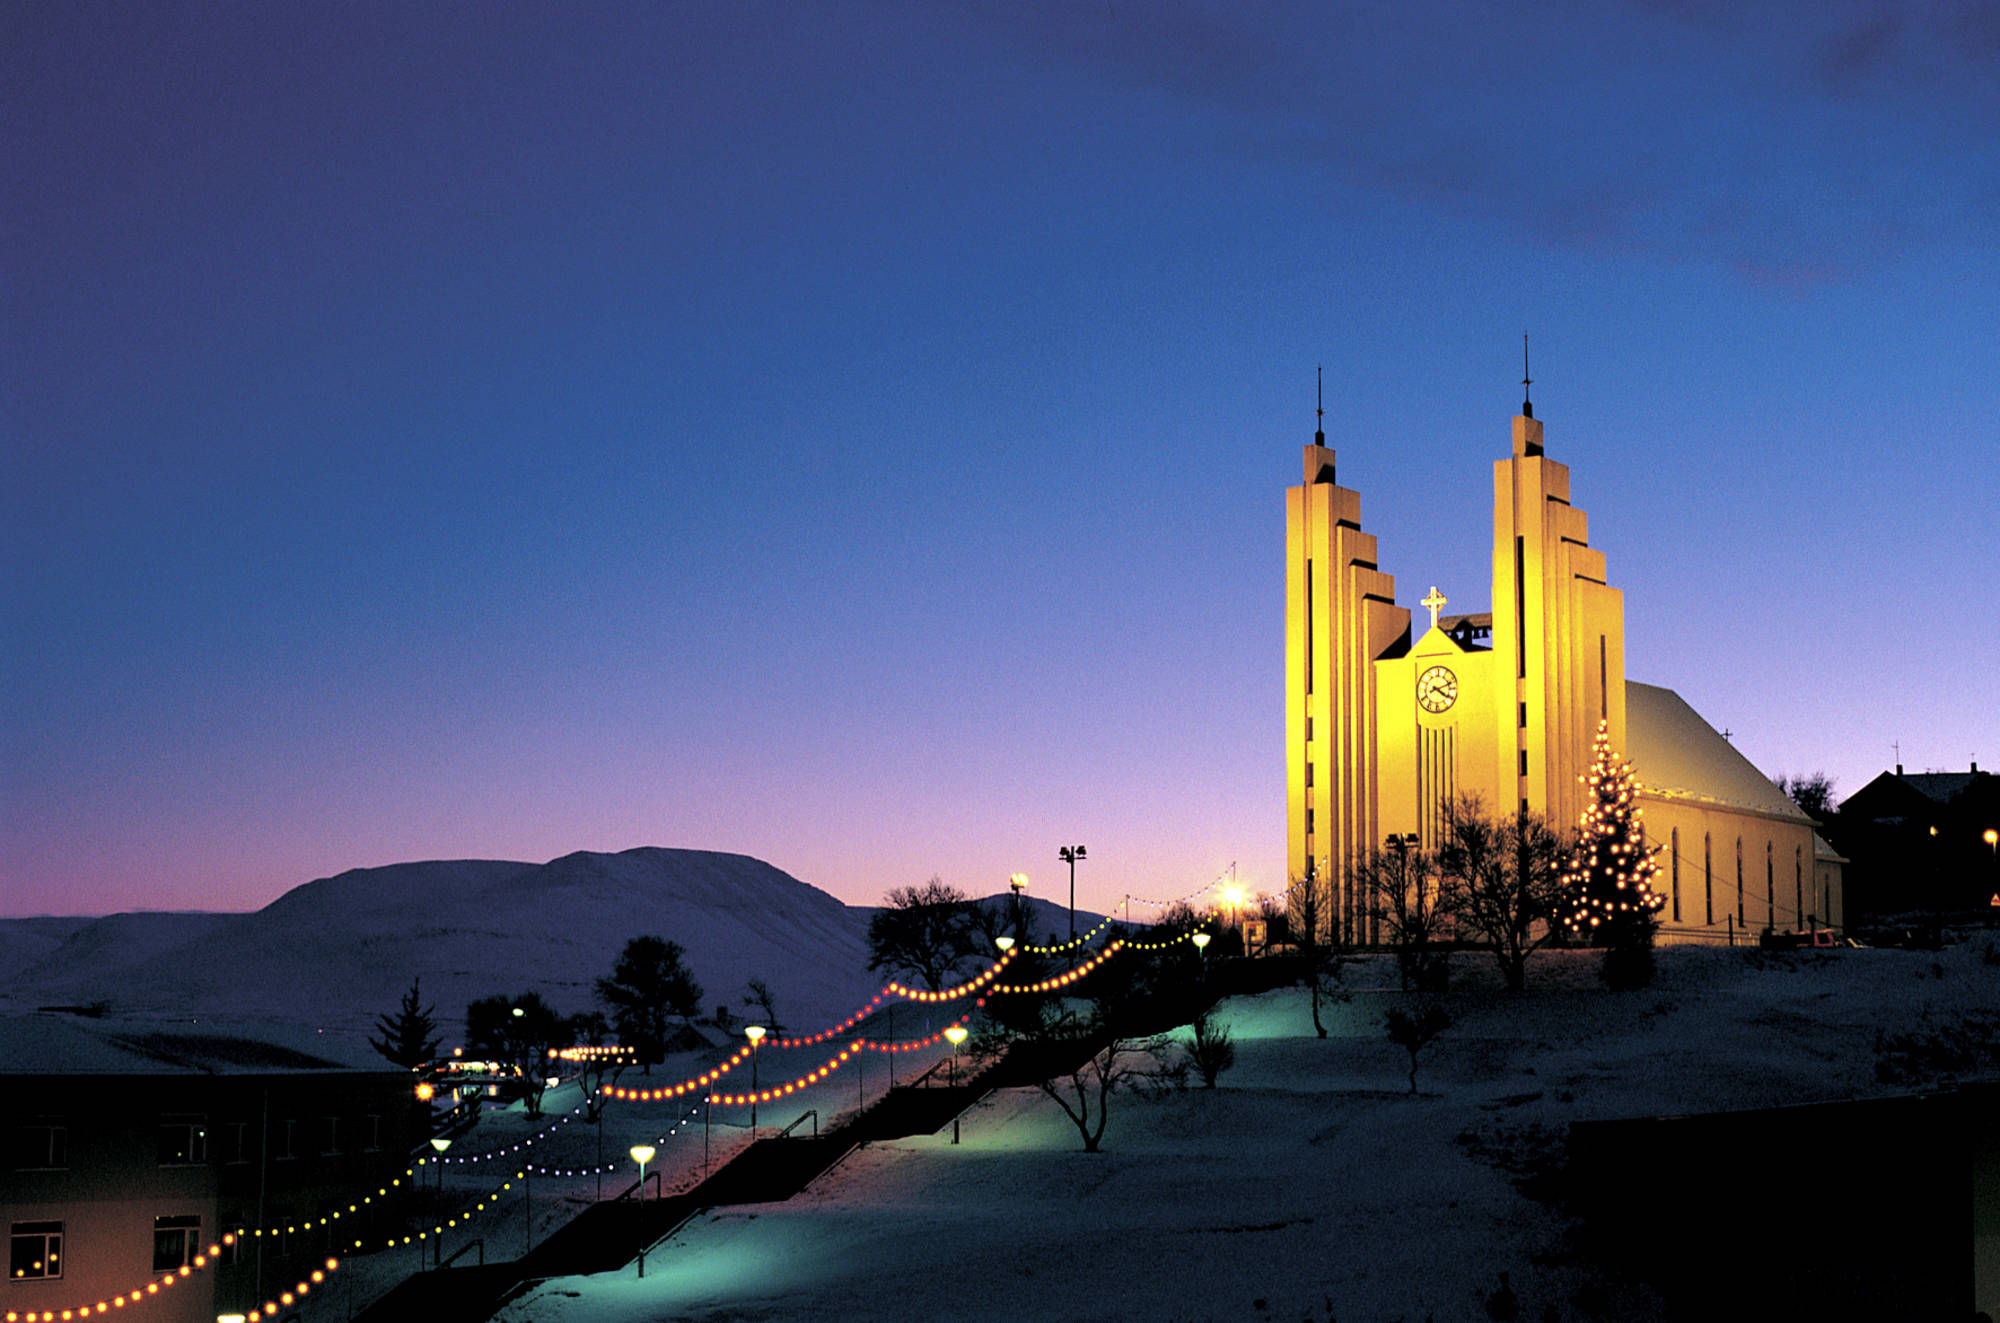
left=1191, top=930, right=1211, bottom=975
left=428, top=1137, right=451, bottom=1268
left=744, top=1024, right=766, bottom=1134
left=995, top=935, right=1014, bottom=953
left=1058, top=846, right=1087, bottom=944
left=1009, top=872, right=1029, bottom=937
left=629, top=1145, right=657, bottom=1278
left=944, top=1025, right=969, bottom=1144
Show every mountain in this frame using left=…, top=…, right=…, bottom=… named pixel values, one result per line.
left=0, top=848, right=878, bottom=1064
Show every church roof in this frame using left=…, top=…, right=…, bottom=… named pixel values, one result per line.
left=1624, top=681, right=1811, bottom=823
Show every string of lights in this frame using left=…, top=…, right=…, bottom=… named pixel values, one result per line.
left=386, top=1170, right=518, bottom=1252
left=519, top=1105, right=704, bottom=1177
left=603, top=1044, right=755, bottom=1103
left=882, top=951, right=1015, bottom=1003
left=1126, top=875, right=1223, bottom=908
left=852, top=1018, right=979, bottom=1054
left=990, top=942, right=1124, bottom=992
left=430, top=1103, right=584, bottom=1163
left=2, top=1241, right=340, bottom=1323
left=1015, top=916, right=1117, bottom=954
left=1117, top=929, right=1200, bottom=952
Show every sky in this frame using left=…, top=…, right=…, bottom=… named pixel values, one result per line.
left=4, top=1, right=1997, bottom=919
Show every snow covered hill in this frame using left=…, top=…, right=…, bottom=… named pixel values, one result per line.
left=0, top=848, right=881, bottom=1063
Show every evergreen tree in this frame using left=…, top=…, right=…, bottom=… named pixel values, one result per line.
left=369, top=977, right=441, bottom=1071
left=595, top=936, right=704, bottom=1073
left=1560, top=721, right=1665, bottom=984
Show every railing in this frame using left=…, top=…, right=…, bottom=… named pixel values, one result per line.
left=439, top=1238, right=485, bottom=1269
left=777, top=1110, right=818, bottom=1139
left=615, top=1169, right=662, bottom=1202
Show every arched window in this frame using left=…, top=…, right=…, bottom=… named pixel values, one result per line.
left=1795, top=844, right=1805, bottom=929
left=1735, top=837, right=1745, bottom=927
left=1766, top=840, right=1776, bottom=929
left=1670, top=828, right=1681, bottom=922
left=1703, top=832, right=1713, bottom=926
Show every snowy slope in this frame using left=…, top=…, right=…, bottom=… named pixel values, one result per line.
left=0, top=848, right=878, bottom=1061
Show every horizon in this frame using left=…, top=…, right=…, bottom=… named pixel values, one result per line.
left=6, top=4, right=1996, bottom=919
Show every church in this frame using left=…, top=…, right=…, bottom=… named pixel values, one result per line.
left=1284, top=390, right=1843, bottom=946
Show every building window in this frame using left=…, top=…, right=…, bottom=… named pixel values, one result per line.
left=1518, top=749, right=1529, bottom=777
left=320, top=1116, right=342, bottom=1156
left=1670, top=828, right=1681, bottom=922
left=10, top=1123, right=66, bottom=1170
left=152, top=1216, right=201, bottom=1273
left=1766, top=841, right=1775, bottom=928
left=1304, top=763, right=1313, bottom=787
left=1518, top=701, right=1527, bottom=729
left=10, top=1221, right=62, bottom=1280
left=1736, top=837, right=1745, bottom=926
left=1703, top=832, right=1713, bottom=926
left=1796, top=845, right=1805, bottom=927
left=157, top=1118, right=206, bottom=1166
left=276, top=1118, right=297, bottom=1161
left=363, top=1114, right=382, bottom=1152
left=220, top=1121, right=250, bottom=1165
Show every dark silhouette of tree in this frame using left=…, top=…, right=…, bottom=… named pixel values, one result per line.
left=1440, top=797, right=1567, bottom=992
left=1358, top=839, right=1458, bottom=992
left=595, top=936, right=704, bottom=1074
left=564, top=1010, right=618, bottom=1121
left=1777, top=772, right=1838, bottom=822
left=1182, top=1004, right=1236, bottom=1088
left=741, top=976, right=783, bottom=1036
left=1285, top=864, right=1348, bottom=1036
left=1384, top=1001, right=1453, bottom=1094
left=1009, top=998, right=1169, bottom=1152
left=369, top=977, right=441, bottom=1071
left=465, top=991, right=564, bottom=1117
left=866, top=877, right=976, bottom=991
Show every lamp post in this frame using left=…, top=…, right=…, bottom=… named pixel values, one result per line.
left=944, top=1025, right=969, bottom=1144
left=1191, top=930, right=1211, bottom=979
left=629, top=1145, right=656, bottom=1278
left=995, top=936, right=1014, bottom=955
left=1009, top=872, right=1029, bottom=938
left=1058, top=846, right=1087, bottom=945
left=428, top=1137, right=451, bottom=1268
left=744, top=1024, right=766, bottom=1134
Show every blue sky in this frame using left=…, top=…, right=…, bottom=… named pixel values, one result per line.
left=5, top=1, right=1997, bottom=917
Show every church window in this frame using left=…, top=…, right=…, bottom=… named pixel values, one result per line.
left=1766, top=842, right=1775, bottom=929
left=1305, top=763, right=1313, bottom=787
left=1735, top=838, right=1745, bottom=926
left=1514, top=538, right=1526, bottom=677
left=1518, top=749, right=1528, bottom=777
left=1703, top=832, right=1713, bottom=926
left=1306, top=808, right=1314, bottom=836
left=1795, top=846, right=1804, bottom=928
left=1670, top=829, right=1680, bottom=922
left=1518, top=702, right=1527, bottom=729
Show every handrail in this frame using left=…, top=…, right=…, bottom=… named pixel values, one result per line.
left=777, top=1110, right=818, bottom=1139
left=614, top=1169, right=662, bottom=1202
left=439, top=1238, right=485, bottom=1269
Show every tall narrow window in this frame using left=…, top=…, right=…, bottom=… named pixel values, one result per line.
left=1766, top=841, right=1775, bottom=928
left=1703, top=832, right=1713, bottom=926
left=1519, top=749, right=1528, bottom=777
left=9, top=1123, right=66, bottom=1170
left=1514, top=537, right=1526, bottom=677
left=1736, top=837, right=1745, bottom=926
left=1670, top=828, right=1681, bottom=922
left=1795, top=845, right=1805, bottom=928
left=1599, top=635, right=1607, bottom=718
left=1518, top=701, right=1527, bottom=728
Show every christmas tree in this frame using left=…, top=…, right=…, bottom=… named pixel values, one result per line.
left=1561, top=720, right=1664, bottom=949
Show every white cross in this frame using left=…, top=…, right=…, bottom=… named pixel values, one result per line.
left=1421, top=586, right=1447, bottom=630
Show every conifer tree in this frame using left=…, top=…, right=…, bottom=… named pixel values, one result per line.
left=1560, top=721, right=1665, bottom=969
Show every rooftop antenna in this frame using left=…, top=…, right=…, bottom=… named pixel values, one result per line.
left=1315, top=364, right=1325, bottom=444
left=1521, top=335, right=1533, bottom=418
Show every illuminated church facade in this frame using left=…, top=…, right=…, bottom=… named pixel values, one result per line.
left=1285, top=403, right=1843, bottom=945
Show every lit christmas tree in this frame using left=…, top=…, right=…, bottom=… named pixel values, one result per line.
left=1561, top=719, right=1665, bottom=949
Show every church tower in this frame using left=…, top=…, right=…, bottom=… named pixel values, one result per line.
left=1488, top=411, right=1626, bottom=832
left=1284, top=400, right=1409, bottom=942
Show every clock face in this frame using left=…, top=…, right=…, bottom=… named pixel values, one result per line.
left=1416, top=665, right=1458, bottom=713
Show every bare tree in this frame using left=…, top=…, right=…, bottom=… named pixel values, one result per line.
left=1777, top=772, right=1838, bottom=823
left=466, top=992, right=564, bottom=1117
left=1285, top=865, right=1348, bottom=1037
left=1358, top=840, right=1457, bottom=992
left=1181, top=1005, right=1236, bottom=1088
left=866, top=877, right=977, bottom=991
left=1019, top=1002, right=1169, bottom=1152
left=1384, top=1001, right=1453, bottom=1094
left=1439, top=797, right=1566, bottom=992
left=741, top=976, right=783, bottom=1035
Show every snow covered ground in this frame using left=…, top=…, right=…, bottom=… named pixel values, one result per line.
left=486, top=940, right=2000, bottom=1323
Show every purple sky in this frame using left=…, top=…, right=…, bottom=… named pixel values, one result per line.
left=5, top=2, right=1997, bottom=919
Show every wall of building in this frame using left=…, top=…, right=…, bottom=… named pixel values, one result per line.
left=1637, top=795, right=1828, bottom=943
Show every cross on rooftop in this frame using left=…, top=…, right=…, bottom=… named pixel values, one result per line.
left=1421, top=586, right=1448, bottom=630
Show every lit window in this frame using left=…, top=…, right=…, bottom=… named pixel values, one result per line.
left=156, top=1118, right=206, bottom=1166
left=153, top=1215, right=200, bottom=1273
left=11, top=1220, right=63, bottom=1280
left=9, top=1123, right=66, bottom=1170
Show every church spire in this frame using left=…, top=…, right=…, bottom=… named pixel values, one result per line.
left=1315, top=364, right=1325, bottom=444
left=1521, top=335, right=1533, bottom=419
